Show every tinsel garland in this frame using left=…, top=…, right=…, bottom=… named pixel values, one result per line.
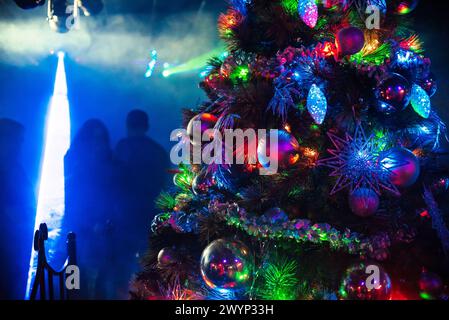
left=151, top=198, right=393, bottom=257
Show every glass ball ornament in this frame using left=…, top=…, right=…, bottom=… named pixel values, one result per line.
left=419, top=271, right=443, bottom=300
left=391, top=0, right=419, bottom=15
left=14, top=0, right=45, bottom=9
left=339, top=263, right=392, bottom=300
left=157, top=247, right=178, bottom=267
left=322, top=0, right=349, bottom=11
left=200, top=239, right=254, bottom=292
left=187, top=113, right=218, bottom=146
left=380, top=147, right=420, bottom=188
left=349, top=188, right=380, bottom=218
left=192, top=170, right=215, bottom=195
left=336, top=26, right=365, bottom=57
left=257, top=130, right=300, bottom=170
left=375, top=73, right=412, bottom=114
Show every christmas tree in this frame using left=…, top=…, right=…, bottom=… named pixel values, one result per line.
left=132, top=0, right=449, bottom=300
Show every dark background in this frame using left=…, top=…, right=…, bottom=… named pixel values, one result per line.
left=0, top=0, right=448, bottom=193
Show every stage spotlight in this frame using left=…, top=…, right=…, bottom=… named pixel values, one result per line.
left=14, top=0, right=45, bottom=10
left=79, top=0, right=104, bottom=16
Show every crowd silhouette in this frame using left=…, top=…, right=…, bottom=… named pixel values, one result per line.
left=0, top=110, right=170, bottom=300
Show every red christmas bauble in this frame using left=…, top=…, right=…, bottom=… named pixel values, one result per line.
left=257, top=130, right=300, bottom=170
left=419, top=271, right=443, bottom=299
left=380, top=147, right=420, bottom=188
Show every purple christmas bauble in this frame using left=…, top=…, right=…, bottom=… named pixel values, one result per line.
left=187, top=113, right=218, bottom=146
left=336, top=26, right=365, bottom=57
left=257, top=130, right=300, bottom=170
left=380, top=147, right=420, bottom=188
left=340, top=263, right=392, bottom=300
left=375, top=73, right=412, bottom=114
left=349, top=188, right=380, bottom=218
left=391, top=0, right=419, bottom=15
left=418, top=73, right=437, bottom=97
left=157, top=247, right=178, bottom=267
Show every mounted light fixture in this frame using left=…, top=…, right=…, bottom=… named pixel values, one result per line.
left=14, top=0, right=104, bottom=33
left=47, top=0, right=78, bottom=33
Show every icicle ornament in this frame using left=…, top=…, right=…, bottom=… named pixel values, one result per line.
left=298, top=0, right=318, bottom=28
left=307, top=84, right=327, bottom=125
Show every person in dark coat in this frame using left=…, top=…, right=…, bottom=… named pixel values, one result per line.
left=114, top=110, right=170, bottom=292
left=64, top=119, right=119, bottom=299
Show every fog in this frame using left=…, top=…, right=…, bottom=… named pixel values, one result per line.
left=0, top=0, right=448, bottom=193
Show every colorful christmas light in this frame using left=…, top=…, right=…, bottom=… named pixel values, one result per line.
left=298, top=0, right=319, bottom=28
left=145, top=49, right=158, bottom=78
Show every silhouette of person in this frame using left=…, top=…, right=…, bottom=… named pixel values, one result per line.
left=0, top=118, right=35, bottom=300
left=63, top=119, right=119, bottom=300
left=114, top=110, right=169, bottom=288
